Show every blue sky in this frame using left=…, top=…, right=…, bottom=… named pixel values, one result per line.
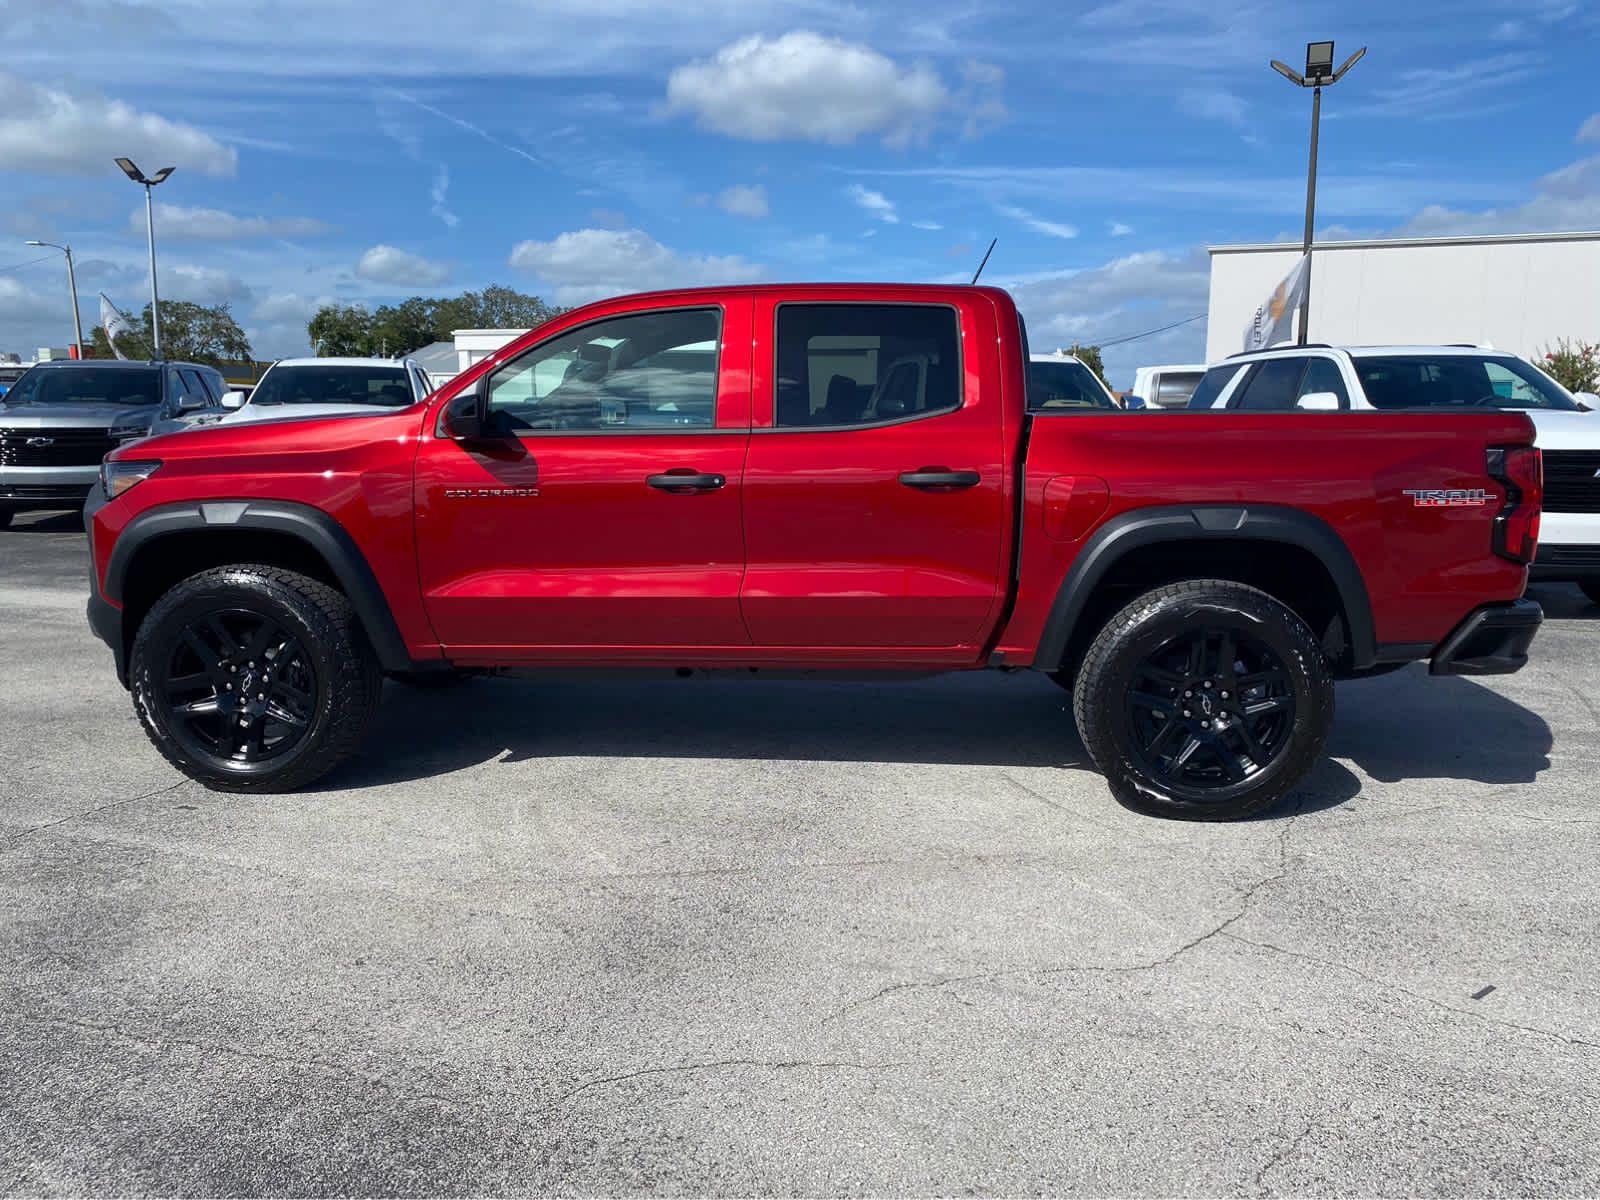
left=1, top=0, right=1597, bottom=386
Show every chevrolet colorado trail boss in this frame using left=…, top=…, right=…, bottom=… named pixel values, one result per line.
left=85, top=285, right=1544, bottom=820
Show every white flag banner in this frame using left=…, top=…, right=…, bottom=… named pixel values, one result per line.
left=100, top=292, right=134, bottom=359
left=1242, top=254, right=1309, bottom=352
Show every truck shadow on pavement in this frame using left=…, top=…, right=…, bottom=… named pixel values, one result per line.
left=324, top=665, right=1549, bottom=805
left=1525, top=583, right=1600, bottom=621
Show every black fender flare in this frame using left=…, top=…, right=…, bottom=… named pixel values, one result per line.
left=1031, top=504, right=1377, bottom=672
left=104, top=499, right=417, bottom=673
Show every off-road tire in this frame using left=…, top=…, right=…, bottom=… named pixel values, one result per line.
left=130, top=564, right=382, bottom=792
left=1071, top=579, right=1335, bottom=821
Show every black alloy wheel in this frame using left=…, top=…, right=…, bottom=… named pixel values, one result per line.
left=1124, top=626, right=1295, bottom=791
left=1071, top=579, right=1335, bottom=821
left=130, top=564, right=382, bottom=791
left=159, top=608, right=318, bottom=767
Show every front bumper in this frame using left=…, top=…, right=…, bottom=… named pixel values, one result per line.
left=82, top=488, right=129, bottom=689
left=1429, top=598, right=1543, bottom=676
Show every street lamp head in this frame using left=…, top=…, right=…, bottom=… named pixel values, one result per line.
left=148, top=167, right=176, bottom=186
left=1270, top=59, right=1308, bottom=87
left=114, top=156, right=145, bottom=183
left=1333, top=46, right=1367, bottom=82
left=25, top=240, right=44, bottom=246
left=1305, top=40, right=1336, bottom=83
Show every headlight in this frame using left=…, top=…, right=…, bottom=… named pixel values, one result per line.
left=101, top=459, right=162, bottom=500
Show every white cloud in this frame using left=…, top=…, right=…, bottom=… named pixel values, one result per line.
left=133, top=203, right=335, bottom=241
left=253, top=292, right=337, bottom=324
left=848, top=184, right=899, bottom=223
left=1111, top=222, right=1134, bottom=236
left=717, top=184, right=769, bottom=218
left=430, top=165, right=459, bottom=229
left=1490, top=19, right=1526, bottom=39
left=508, top=227, right=764, bottom=306
left=912, top=220, right=943, bottom=231
left=0, top=71, right=236, bottom=177
left=998, top=204, right=1078, bottom=239
left=164, top=264, right=253, bottom=305
left=1580, top=114, right=1600, bottom=143
left=355, top=245, right=452, bottom=287
left=660, top=31, right=948, bottom=147
left=1179, top=86, right=1246, bottom=125
left=1392, top=154, right=1600, bottom=237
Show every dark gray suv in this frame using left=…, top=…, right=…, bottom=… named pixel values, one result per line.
left=0, top=359, right=228, bottom=526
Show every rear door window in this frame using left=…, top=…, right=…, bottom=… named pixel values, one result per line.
left=1233, top=357, right=1309, bottom=410
left=775, top=304, right=960, bottom=427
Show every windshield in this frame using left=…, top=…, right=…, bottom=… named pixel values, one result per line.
left=1353, top=355, right=1581, bottom=412
left=0, top=366, right=160, bottom=406
left=1028, top=360, right=1115, bottom=410
left=250, top=365, right=413, bottom=407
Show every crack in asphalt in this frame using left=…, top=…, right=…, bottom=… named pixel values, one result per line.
left=1252, top=1122, right=1315, bottom=1195
left=823, top=796, right=1306, bottom=1023
left=16, top=1010, right=465, bottom=1112
left=552, top=1058, right=904, bottom=1107
left=0, top=779, right=189, bottom=851
left=1220, top=933, right=1600, bottom=1055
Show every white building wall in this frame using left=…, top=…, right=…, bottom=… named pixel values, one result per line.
left=1206, top=232, right=1600, bottom=364
left=452, top=328, right=529, bottom=375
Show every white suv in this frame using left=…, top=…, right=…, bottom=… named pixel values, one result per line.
left=216, top=357, right=434, bottom=425
left=1187, top=344, right=1600, bottom=603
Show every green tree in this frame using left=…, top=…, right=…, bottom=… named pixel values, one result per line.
left=307, top=304, right=376, bottom=357
left=306, top=286, right=565, bottom=358
left=1067, top=342, right=1109, bottom=387
left=90, top=300, right=252, bottom=366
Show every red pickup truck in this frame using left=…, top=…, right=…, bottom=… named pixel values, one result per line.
left=84, top=284, right=1543, bottom=820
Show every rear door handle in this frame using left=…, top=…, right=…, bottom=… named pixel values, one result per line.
left=899, top=468, right=981, bottom=490
left=647, top=471, right=726, bottom=492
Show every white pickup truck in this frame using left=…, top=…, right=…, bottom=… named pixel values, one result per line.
left=1187, top=344, right=1600, bottom=603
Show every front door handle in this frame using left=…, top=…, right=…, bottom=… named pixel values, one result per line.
left=899, top=468, right=981, bottom=490
left=647, top=471, right=726, bottom=492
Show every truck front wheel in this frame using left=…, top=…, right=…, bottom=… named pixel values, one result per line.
left=129, top=564, right=383, bottom=792
left=1071, top=579, right=1334, bottom=821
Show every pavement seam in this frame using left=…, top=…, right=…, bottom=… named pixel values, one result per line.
left=16, top=1010, right=464, bottom=1112
left=1218, top=932, right=1600, bottom=1054
left=821, top=795, right=1306, bottom=1023
left=1252, top=1121, right=1315, bottom=1196
left=0, top=779, right=190, bottom=852
left=552, top=1058, right=905, bottom=1107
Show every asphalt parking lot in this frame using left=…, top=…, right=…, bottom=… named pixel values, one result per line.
left=2, top=509, right=1598, bottom=1196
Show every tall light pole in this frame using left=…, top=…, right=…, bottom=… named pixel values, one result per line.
left=114, top=157, right=175, bottom=360
left=1270, top=41, right=1366, bottom=345
left=25, top=240, right=84, bottom=357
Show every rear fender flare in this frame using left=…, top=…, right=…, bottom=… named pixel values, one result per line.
left=1032, top=504, right=1377, bottom=672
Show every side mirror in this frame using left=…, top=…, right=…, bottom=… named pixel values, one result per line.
left=444, top=378, right=489, bottom=440
left=176, top=391, right=208, bottom=413
left=220, top=390, right=247, bottom=410
left=1296, top=392, right=1341, bottom=412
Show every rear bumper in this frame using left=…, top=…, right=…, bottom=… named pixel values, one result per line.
left=1429, top=598, right=1543, bottom=676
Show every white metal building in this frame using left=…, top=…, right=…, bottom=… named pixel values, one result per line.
left=1206, top=231, right=1600, bottom=364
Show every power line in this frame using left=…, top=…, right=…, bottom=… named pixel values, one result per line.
left=1089, top=313, right=1206, bottom=349
left=0, top=253, right=58, bottom=274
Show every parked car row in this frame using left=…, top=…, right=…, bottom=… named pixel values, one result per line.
left=0, top=356, right=432, bottom=526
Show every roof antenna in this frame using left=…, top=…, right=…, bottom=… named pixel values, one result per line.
left=970, top=238, right=997, bottom=285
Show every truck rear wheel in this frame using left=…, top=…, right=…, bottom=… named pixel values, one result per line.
left=1071, top=579, right=1334, bottom=821
left=129, top=564, right=382, bottom=792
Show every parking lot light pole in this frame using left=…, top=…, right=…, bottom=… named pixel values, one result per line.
left=1270, top=41, right=1366, bottom=345
left=114, top=157, right=176, bottom=361
left=25, top=240, right=84, bottom=357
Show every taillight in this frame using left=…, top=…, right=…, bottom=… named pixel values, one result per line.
left=1486, top=445, right=1542, bottom=564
